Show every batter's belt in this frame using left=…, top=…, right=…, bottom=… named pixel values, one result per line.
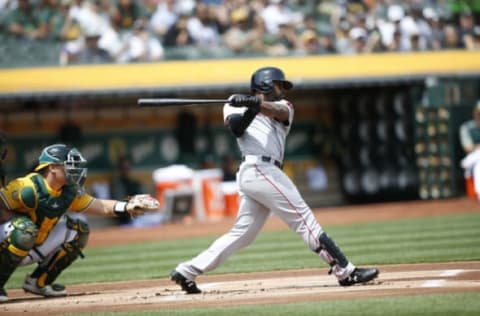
left=242, top=155, right=283, bottom=169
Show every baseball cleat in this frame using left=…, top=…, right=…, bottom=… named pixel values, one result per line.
left=170, top=270, right=202, bottom=294
left=0, top=288, right=8, bottom=303
left=338, top=267, right=379, bottom=286
left=22, top=274, right=67, bottom=297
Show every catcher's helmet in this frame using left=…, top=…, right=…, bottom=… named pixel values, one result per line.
left=250, top=66, right=293, bottom=93
left=34, top=144, right=87, bottom=189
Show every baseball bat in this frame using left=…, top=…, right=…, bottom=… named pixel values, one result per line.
left=138, top=98, right=229, bottom=107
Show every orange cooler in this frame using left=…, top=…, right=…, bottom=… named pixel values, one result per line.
left=221, top=181, right=240, bottom=217
left=194, top=169, right=225, bottom=220
left=465, top=176, right=477, bottom=199
left=152, top=165, right=194, bottom=205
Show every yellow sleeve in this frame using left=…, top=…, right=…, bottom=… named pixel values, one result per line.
left=69, top=193, right=96, bottom=213
left=0, top=178, right=34, bottom=213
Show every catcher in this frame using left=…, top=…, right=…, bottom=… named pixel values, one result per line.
left=0, top=143, right=160, bottom=302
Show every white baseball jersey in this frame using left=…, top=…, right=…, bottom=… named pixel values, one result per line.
left=222, top=99, right=294, bottom=162
left=175, top=97, right=355, bottom=282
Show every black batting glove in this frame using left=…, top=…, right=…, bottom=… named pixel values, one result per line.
left=229, top=94, right=261, bottom=109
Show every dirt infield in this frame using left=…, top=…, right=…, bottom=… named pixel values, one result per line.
left=1, top=198, right=479, bottom=315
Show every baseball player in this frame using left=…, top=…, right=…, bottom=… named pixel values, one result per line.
left=170, top=66, right=379, bottom=294
left=460, top=101, right=480, bottom=199
left=0, top=144, right=160, bottom=302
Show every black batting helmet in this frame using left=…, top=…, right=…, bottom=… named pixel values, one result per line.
left=250, top=66, right=293, bottom=93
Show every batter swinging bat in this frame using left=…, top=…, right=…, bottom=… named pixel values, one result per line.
left=138, top=98, right=229, bottom=107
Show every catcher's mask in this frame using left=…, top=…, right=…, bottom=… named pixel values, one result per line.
left=35, top=144, right=87, bottom=192
left=250, top=66, right=293, bottom=100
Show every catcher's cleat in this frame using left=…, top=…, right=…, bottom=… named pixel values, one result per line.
left=338, top=267, right=379, bottom=286
left=22, top=274, right=67, bottom=297
left=0, top=288, right=8, bottom=303
left=170, top=270, right=201, bottom=294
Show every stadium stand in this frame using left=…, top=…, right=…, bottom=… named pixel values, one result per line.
left=0, top=1, right=479, bottom=68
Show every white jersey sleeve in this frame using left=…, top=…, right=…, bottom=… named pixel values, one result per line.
left=278, top=99, right=294, bottom=127
left=223, top=100, right=246, bottom=123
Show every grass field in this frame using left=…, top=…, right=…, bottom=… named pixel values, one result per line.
left=6, top=211, right=480, bottom=315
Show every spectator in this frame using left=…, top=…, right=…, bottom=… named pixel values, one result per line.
left=53, top=0, right=83, bottom=42
left=247, top=15, right=272, bottom=55
left=349, top=27, right=369, bottom=53
left=60, top=31, right=113, bottom=65
left=275, top=22, right=303, bottom=54
left=409, top=29, right=424, bottom=52
left=422, top=7, right=443, bottom=50
left=221, top=154, right=237, bottom=181
left=57, top=108, right=84, bottom=147
left=458, top=11, right=476, bottom=50
left=70, top=0, right=112, bottom=42
left=123, top=19, right=164, bottom=62
left=97, top=20, right=127, bottom=63
left=67, top=0, right=88, bottom=24
left=335, top=18, right=355, bottom=54
left=443, top=24, right=462, bottom=49
left=386, top=29, right=402, bottom=52
left=149, top=0, right=178, bottom=39
left=110, top=155, right=144, bottom=224
left=142, top=0, right=160, bottom=18
left=175, top=110, right=197, bottom=158
left=399, top=4, right=430, bottom=51
left=317, top=31, right=337, bottom=54
left=299, top=29, right=321, bottom=55
left=36, top=0, right=62, bottom=40
left=209, top=0, right=230, bottom=35
left=186, top=2, right=221, bottom=47
left=223, top=6, right=256, bottom=54
left=163, top=14, right=194, bottom=47
left=377, top=4, right=405, bottom=50
left=4, top=0, right=43, bottom=39
left=0, top=1, right=10, bottom=30
left=472, top=25, right=480, bottom=49
left=175, top=0, right=196, bottom=16
left=352, top=11, right=383, bottom=53
left=299, top=13, right=321, bottom=34
left=110, top=0, right=146, bottom=32
left=260, top=0, right=300, bottom=35
left=261, top=22, right=298, bottom=56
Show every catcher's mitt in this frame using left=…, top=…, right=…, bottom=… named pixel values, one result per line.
left=114, top=194, right=160, bottom=218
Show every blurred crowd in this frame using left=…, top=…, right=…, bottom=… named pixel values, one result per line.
left=0, top=0, right=479, bottom=65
